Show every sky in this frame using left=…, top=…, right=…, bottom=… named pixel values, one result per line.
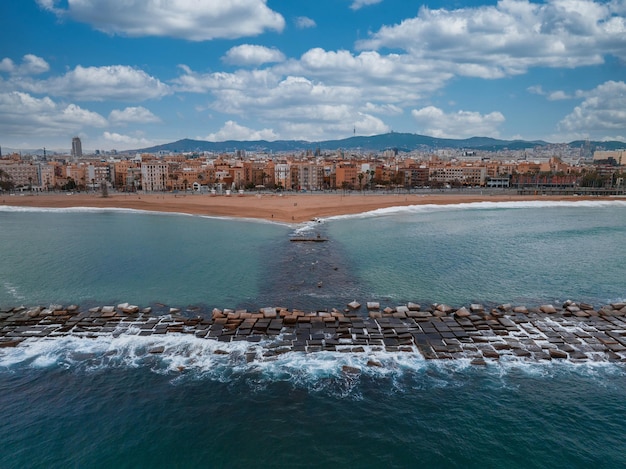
left=1, top=0, right=625, bottom=151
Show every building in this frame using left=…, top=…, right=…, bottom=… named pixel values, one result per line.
left=71, top=137, right=83, bottom=159
left=0, top=161, right=40, bottom=189
left=141, top=161, right=168, bottom=192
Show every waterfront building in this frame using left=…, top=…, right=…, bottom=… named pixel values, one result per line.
left=0, top=160, right=40, bottom=189
left=39, top=163, right=56, bottom=191
left=141, top=161, right=168, bottom=192
left=86, top=163, right=111, bottom=189
left=335, top=163, right=357, bottom=189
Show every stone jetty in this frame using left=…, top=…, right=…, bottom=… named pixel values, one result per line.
left=2, top=300, right=626, bottom=363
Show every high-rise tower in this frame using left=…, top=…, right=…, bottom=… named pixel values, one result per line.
left=71, top=137, right=83, bottom=159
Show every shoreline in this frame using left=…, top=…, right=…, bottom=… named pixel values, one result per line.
left=0, top=191, right=620, bottom=223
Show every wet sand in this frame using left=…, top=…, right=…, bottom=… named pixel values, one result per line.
left=0, top=191, right=607, bottom=223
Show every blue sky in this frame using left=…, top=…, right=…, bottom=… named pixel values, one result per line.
left=1, top=0, right=625, bottom=151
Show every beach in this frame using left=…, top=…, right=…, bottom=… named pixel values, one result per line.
left=0, top=190, right=606, bottom=222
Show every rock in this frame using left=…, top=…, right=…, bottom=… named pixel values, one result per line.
left=471, top=358, right=487, bottom=366
left=383, top=307, right=394, bottom=314
left=455, top=307, right=471, bottom=318
left=513, top=306, right=528, bottom=314
left=436, top=304, right=453, bottom=313
left=407, top=302, right=421, bottom=311
left=169, top=308, right=181, bottom=314
left=261, top=307, right=277, bottom=318
left=213, top=349, right=229, bottom=355
left=470, top=304, right=484, bottom=313
left=148, top=346, right=165, bottom=354
left=342, top=365, right=360, bottom=375
left=498, top=303, right=512, bottom=312
left=579, top=303, right=595, bottom=310
left=540, top=304, right=557, bottom=314
left=0, top=339, right=23, bottom=348
left=611, top=302, right=626, bottom=310
left=549, top=349, right=568, bottom=359
left=347, top=300, right=361, bottom=310
left=27, top=307, right=42, bottom=318
left=367, top=359, right=383, bottom=367
left=101, top=306, right=115, bottom=314
left=366, top=302, right=380, bottom=310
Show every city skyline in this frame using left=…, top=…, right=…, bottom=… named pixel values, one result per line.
left=1, top=0, right=625, bottom=151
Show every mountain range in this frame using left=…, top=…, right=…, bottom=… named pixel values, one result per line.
left=134, top=133, right=626, bottom=154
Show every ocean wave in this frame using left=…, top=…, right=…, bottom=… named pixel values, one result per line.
left=2, top=333, right=624, bottom=391
left=325, top=199, right=626, bottom=221
left=0, top=204, right=291, bottom=227
left=0, top=205, right=156, bottom=215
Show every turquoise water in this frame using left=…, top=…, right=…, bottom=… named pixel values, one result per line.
left=1, top=201, right=626, bottom=468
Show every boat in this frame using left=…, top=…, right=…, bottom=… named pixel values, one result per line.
left=289, top=233, right=328, bottom=242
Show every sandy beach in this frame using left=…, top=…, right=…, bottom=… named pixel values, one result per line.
left=0, top=191, right=609, bottom=222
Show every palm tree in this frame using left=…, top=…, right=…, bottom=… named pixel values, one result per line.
left=0, top=168, right=13, bottom=191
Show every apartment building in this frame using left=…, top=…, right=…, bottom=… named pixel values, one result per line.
left=141, top=161, right=168, bottom=192
left=0, top=161, right=40, bottom=188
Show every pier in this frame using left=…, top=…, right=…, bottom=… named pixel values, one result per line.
left=2, top=301, right=626, bottom=363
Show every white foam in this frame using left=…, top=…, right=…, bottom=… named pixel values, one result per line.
left=2, top=331, right=624, bottom=396
left=324, top=199, right=626, bottom=221
left=1, top=281, right=25, bottom=301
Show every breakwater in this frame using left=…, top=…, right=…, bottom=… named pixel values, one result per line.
left=2, top=301, right=626, bottom=363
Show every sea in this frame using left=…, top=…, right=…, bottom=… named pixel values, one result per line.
left=1, top=199, right=626, bottom=468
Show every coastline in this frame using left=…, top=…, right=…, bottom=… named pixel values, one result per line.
left=0, top=191, right=617, bottom=223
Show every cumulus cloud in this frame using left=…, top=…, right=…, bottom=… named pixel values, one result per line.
left=357, top=0, right=626, bottom=78
left=18, top=65, right=170, bottom=101
left=222, top=44, right=285, bottom=66
left=0, top=91, right=107, bottom=137
left=350, top=0, right=383, bottom=11
left=109, top=106, right=161, bottom=125
left=558, top=80, right=626, bottom=139
left=0, top=54, right=49, bottom=75
left=204, top=120, right=278, bottom=141
left=37, top=0, right=285, bottom=41
left=295, top=16, right=316, bottom=29
left=411, top=106, right=505, bottom=138
left=102, top=131, right=153, bottom=147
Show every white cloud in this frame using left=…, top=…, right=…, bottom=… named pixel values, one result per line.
left=0, top=91, right=107, bottom=137
left=19, top=65, right=170, bottom=101
left=547, top=90, right=572, bottom=101
left=295, top=16, right=316, bottom=29
left=558, top=80, right=626, bottom=139
left=361, top=102, right=403, bottom=115
left=0, top=54, right=49, bottom=75
left=204, top=120, right=278, bottom=141
left=109, top=106, right=161, bottom=125
left=350, top=0, right=383, bottom=11
left=102, top=131, right=153, bottom=147
left=222, top=45, right=286, bottom=66
left=411, top=106, right=505, bottom=138
left=38, top=0, right=285, bottom=41
left=357, top=0, right=626, bottom=78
